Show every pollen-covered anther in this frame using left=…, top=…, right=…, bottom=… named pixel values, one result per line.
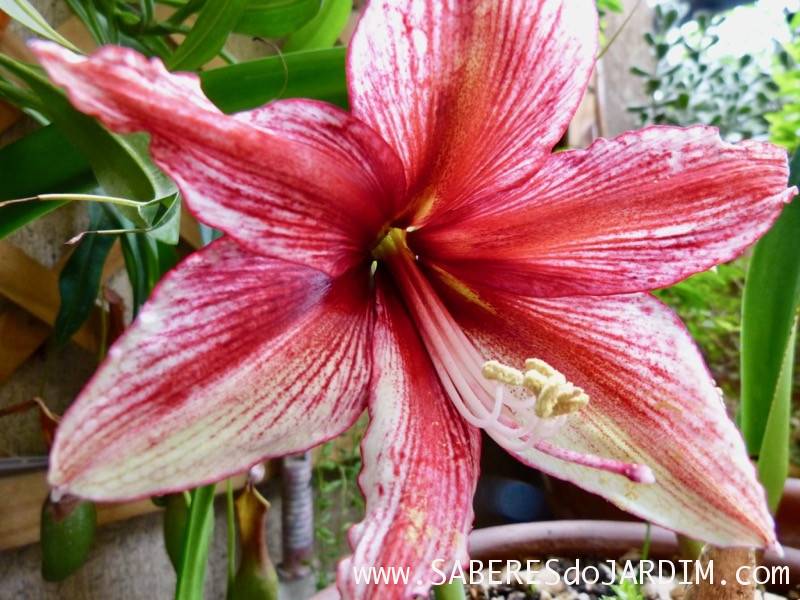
left=481, top=360, right=524, bottom=386
left=520, top=358, right=589, bottom=419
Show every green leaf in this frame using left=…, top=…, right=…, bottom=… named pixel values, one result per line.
left=113, top=214, right=178, bottom=313
left=0, top=125, right=95, bottom=238
left=147, top=194, right=182, bottom=245
left=283, top=0, right=352, bottom=52
left=64, top=0, right=108, bottom=45
left=0, top=54, right=178, bottom=225
left=756, top=324, right=795, bottom=513
left=166, top=0, right=249, bottom=71
left=53, top=203, right=117, bottom=349
left=0, top=0, right=81, bottom=51
left=662, top=9, right=678, bottom=30
left=740, top=148, right=800, bottom=511
left=175, top=485, right=216, bottom=600
left=163, top=493, right=191, bottom=572
left=629, top=66, right=651, bottom=78
left=597, top=0, right=623, bottom=13
left=118, top=232, right=148, bottom=315
left=234, top=0, right=320, bottom=38
left=200, top=46, right=347, bottom=113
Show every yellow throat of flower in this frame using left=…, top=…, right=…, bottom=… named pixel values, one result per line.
left=372, top=227, right=409, bottom=261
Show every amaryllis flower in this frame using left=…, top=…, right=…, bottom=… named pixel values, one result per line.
left=34, top=0, right=793, bottom=597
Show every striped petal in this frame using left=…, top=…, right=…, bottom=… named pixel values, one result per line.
left=415, top=126, right=794, bottom=297
left=347, top=0, right=596, bottom=224
left=33, top=42, right=406, bottom=278
left=49, top=238, right=374, bottom=501
left=434, top=277, right=776, bottom=548
left=337, top=275, right=481, bottom=599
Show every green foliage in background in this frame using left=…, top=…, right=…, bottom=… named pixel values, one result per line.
left=633, top=1, right=800, bottom=474
left=767, top=12, right=800, bottom=152
left=312, top=419, right=366, bottom=589
left=629, top=2, right=780, bottom=142
left=654, top=261, right=746, bottom=400
left=596, top=0, right=623, bottom=45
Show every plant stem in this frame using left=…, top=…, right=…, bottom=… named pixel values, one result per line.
left=175, top=484, right=216, bottom=600
left=226, top=478, right=236, bottom=597
left=433, top=580, right=467, bottom=600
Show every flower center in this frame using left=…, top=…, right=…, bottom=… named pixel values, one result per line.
left=371, top=226, right=409, bottom=262
left=374, top=226, right=654, bottom=485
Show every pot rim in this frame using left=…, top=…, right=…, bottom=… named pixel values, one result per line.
left=313, top=520, right=799, bottom=598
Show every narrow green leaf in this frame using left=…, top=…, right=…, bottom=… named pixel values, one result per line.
left=64, top=0, right=107, bottom=45
left=164, top=0, right=207, bottom=28
left=53, top=203, right=117, bottom=349
left=234, top=0, right=319, bottom=38
left=741, top=149, right=800, bottom=511
left=119, top=232, right=148, bottom=315
left=153, top=238, right=178, bottom=278
left=200, top=46, right=347, bottom=112
left=284, top=0, right=351, bottom=52
left=139, top=0, right=155, bottom=26
left=756, top=324, right=795, bottom=513
left=0, top=0, right=81, bottom=51
left=175, top=485, right=216, bottom=600
left=741, top=150, right=800, bottom=451
left=0, top=74, right=45, bottom=113
left=97, top=0, right=121, bottom=44
left=433, top=581, right=466, bottom=600
left=166, top=0, right=249, bottom=71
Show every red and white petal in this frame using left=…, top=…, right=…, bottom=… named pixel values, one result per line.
left=33, top=42, right=405, bottom=277
left=49, top=238, right=374, bottom=501
left=348, top=0, right=596, bottom=224
left=338, top=275, right=481, bottom=600
left=435, top=278, right=775, bottom=548
left=415, top=126, right=795, bottom=297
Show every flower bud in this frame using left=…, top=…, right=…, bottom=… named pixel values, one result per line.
left=40, top=494, right=96, bottom=582
left=229, top=483, right=278, bottom=600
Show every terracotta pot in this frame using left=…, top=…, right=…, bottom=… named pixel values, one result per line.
left=776, top=478, right=800, bottom=548
left=312, top=520, right=800, bottom=598
left=545, top=476, right=800, bottom=548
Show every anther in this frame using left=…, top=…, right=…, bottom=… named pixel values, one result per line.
left=482, top=360, right=524, bottom=386
left=520, top=359, right=588, bottom=419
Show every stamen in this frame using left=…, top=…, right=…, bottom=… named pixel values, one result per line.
left=477, top=357, right=589, bottom=451
left=535, top=441, right=656, bottom=484
left=479, top=358, right=653, bottom=484
left=521, top=358, right=589, bottom=419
